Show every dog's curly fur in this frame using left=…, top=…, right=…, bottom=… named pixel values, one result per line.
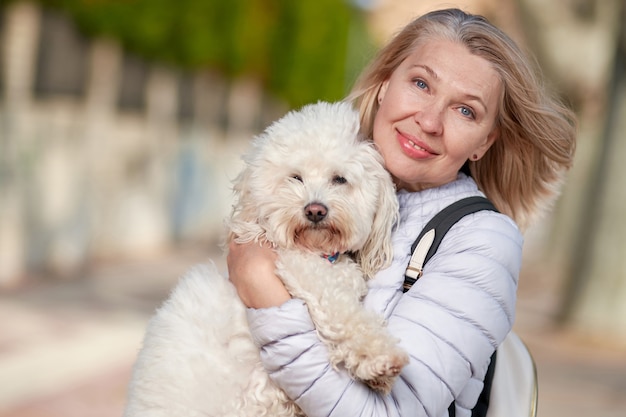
left=124, top=102, right=408, bottom=417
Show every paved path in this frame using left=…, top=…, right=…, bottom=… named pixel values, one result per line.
left=1, top=246, right=625, bottom=417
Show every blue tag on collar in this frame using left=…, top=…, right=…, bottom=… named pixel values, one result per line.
left=323, top=252, right=340, bottom=263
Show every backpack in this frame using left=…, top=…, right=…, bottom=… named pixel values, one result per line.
left=403, top=196, right=538, bottom=417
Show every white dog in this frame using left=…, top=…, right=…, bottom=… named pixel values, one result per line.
left=124, top=102, right=408, bottom=417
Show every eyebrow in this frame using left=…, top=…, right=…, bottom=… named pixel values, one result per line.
left=413, top=64, right=438, bottom=80
left=411, top=64, right=489, bottom=114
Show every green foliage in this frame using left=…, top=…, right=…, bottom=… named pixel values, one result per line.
left=31, top=0, right=373, bottom=107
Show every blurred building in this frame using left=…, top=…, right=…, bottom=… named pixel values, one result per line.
left=0, top=2, right=288, bottom=287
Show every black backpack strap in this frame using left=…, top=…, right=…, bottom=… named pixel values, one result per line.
left=402, top=196, right=498, bottom=417
left=470, top=350, right=497, bottom=417
left=403, top=196, right=497, bottom=292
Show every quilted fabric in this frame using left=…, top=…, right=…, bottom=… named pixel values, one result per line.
left=246, top=173, right=523, bottom=417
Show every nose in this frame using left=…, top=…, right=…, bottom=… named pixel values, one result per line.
left=304, top=202, right=328, bottom=223
left=414, top=102, right=444, bottom=136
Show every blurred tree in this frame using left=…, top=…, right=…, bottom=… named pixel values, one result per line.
left=517, top=0, right=626, bottom=342
left=24, top=0, right=373, bottom=107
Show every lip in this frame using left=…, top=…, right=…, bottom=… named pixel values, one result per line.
left=396, top=129, right=437, bottom=159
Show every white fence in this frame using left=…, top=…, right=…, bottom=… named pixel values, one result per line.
left=0, top=2, right=287, bottom=286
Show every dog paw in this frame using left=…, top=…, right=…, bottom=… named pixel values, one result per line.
left=354, top=349, right=409, bottom=394
left=364, top=374, right=396, bottom=394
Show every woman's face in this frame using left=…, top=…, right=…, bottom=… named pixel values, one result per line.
left=373, top=39, right=502, bottom=192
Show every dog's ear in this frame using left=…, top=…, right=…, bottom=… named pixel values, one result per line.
left=355, top=151, right=399, bottom=279
left=226, top=165, right=266, bottom=244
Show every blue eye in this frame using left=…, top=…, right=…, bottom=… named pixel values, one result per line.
left=459, top=106, right=475, bottom=119
left=415, top=79, right=427, bottom=89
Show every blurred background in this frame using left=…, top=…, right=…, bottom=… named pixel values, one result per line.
left=0, top=0, right=625, bottom=416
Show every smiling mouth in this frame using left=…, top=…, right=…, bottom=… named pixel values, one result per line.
left=397, top=129, right=438, bottom=157
left=408, top=139, right=428, bottom=152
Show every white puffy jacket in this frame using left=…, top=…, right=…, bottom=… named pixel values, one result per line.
left=246, top=173, right=523, bottom=417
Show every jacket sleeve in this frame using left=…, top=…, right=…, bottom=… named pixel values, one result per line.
left=245, top=211, right=522, bottom=417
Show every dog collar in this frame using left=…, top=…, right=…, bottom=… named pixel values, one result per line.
left=322, top=252, right=340, bottom=264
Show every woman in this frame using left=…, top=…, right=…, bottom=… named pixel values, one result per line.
left=228, top=8, right=576, bottom=417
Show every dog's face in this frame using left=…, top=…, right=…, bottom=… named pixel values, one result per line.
left=229, top=102, right=398, bottom=277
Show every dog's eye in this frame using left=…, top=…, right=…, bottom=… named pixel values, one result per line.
left=332, top=175, right=347, bottom=185
left=291, top=175, right=303, bottom=182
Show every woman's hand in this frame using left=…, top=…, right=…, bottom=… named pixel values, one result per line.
left=227, top=240, right=291, bottom=308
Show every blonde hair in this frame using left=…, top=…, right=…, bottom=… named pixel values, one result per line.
left=349, top=8, right=576, bottom=230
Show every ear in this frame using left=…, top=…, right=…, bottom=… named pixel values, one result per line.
left=355, top=152, right=398, bottom=279
left=377, top=80, right=389, bottom=104
left=226, top=165, right=266, bottom=244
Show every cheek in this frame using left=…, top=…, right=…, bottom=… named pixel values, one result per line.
left=443, top=143, right=483, bottom=175
left=444, top=143, right=474, bottom=169
left=450, top=142, right=475, bottom=160
left=445, top=121, right=492, bottom=158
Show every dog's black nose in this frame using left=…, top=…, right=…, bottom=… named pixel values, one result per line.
left=304, top=203, right=328, bottom=223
